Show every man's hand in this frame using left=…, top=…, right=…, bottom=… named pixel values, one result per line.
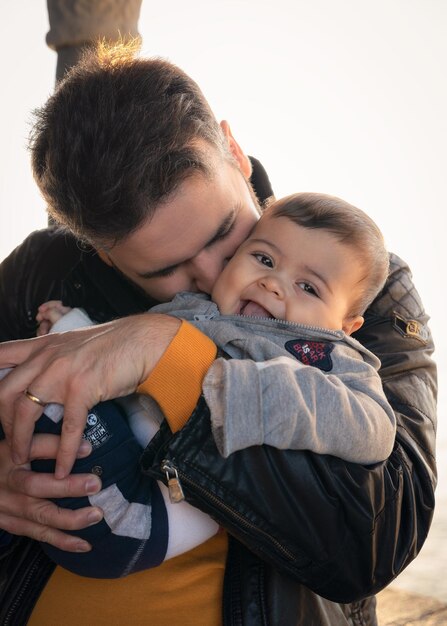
left=0, top=313, right=181, bottom=478
left=0, top=435, right=103, bottom=551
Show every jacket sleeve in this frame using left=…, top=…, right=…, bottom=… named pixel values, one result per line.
left=0, top=230, right=83, bottom=440
left=0, top=229, right=77, bottom=342
left=202, top=346, right=396, bottom=463
left=141, top=253, right=437, bottom=603
left=0, top=234, right=40, bottom=341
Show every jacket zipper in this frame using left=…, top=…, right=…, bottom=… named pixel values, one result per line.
left=194, top=313, right=344, bottom=339
left=3, top=549, right=47, bottom=626
left=161, top=460, right=296, bottom=563
left=224, top=314, right=343, bottom=337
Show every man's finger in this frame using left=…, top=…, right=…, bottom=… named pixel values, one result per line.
left=55, top=401, right=90, bottom=478
left=29, top=433, right=92, bottom=461
left=0, top=513, right=92, bottom=552
left=6, top=490, right=103, bottom=530
left=9, top=467, right=102, bottom=500
left=30, top=499, right=103, bottom=532
left=10, top=392, right=45, bottom=463
left=0, top=345, right=52, bottom=453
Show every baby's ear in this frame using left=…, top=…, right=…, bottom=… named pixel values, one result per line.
left=343, top=315, right=364, bottom=336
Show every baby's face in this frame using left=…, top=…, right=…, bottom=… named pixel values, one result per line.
left=211, top=212, right=364, bottom=334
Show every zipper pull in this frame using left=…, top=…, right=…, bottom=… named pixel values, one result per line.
left=194, top=313, right=216, bottom=321
left=162, top=460, right=185, bottom=503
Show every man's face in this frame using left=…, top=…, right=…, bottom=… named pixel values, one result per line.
left=212, top=212, right=364, bottom=334
left=102, top=160, right=260, bottom=301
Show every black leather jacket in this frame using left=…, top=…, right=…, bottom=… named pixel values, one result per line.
left=0, top=168, right=437, bottom=625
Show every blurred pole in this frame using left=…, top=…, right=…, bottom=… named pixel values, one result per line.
left=46, top=0, right=143, bottom=83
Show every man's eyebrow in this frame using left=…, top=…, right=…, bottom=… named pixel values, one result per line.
left=204, top=210, right=236, bottom=248
left=136, top=210, right=237, bottom=280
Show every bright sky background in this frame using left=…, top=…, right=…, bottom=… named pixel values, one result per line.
left=1, top=0, right=446, bottom=599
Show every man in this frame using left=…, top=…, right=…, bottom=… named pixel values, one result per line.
left=0, top=43, right=437, bottom=626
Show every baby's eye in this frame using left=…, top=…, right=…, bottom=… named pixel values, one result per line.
left=298, top=282, right=318, bottom=296
left=253, top=253, right=274, bottom=268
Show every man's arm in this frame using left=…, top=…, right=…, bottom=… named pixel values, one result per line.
left=0, top=314, right=182, bottom=476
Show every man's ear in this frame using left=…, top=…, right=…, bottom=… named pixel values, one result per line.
left=96, top=249, right=113, bottom=267
left=343, top=315, right=364, bottom=336
left=220, top=120, right=252, bottom=179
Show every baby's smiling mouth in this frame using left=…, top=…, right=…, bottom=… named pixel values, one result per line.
left=239, top=300, right=275, bottom=319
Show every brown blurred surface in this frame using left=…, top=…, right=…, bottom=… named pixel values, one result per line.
left=377, top=588, right=447, bottom=625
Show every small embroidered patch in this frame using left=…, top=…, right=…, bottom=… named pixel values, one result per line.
left=393, top=312, right=429, bottom=345
left=83, top=411, right=111, bottom=449
left=285, top=340, right=334, bottom=371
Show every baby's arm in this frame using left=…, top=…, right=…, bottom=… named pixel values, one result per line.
left=202, top=344, right=396, bottom=464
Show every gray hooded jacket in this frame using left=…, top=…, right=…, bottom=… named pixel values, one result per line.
left=153, top=292, right=396, bottom=464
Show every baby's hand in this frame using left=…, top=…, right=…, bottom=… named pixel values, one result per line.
left=36, top=301, right=72, bottom=336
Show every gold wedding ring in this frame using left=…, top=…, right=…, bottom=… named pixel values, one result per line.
left=24, top=389, right=46, bottom=407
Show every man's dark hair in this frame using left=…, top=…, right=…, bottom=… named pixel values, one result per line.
left=30, top=41, right=233, bottom=246
left=268, top=192, right=390, bottom=315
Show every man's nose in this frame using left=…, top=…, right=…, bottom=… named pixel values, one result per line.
left=259, top=275, right=284, bottom=298
left=190, top=251, right=225, bottom=294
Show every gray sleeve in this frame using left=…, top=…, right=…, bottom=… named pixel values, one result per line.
left=202, top=349, right=396, bottom=464
left=49, top=307, right=95, bottom=333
